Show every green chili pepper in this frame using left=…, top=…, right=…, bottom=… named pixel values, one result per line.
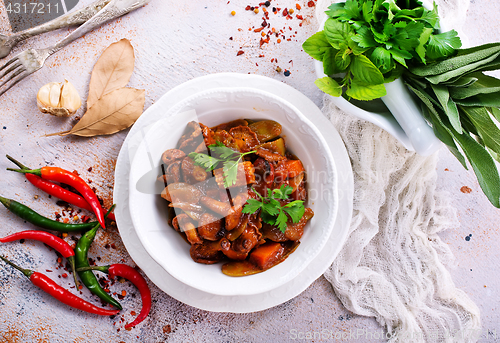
left=0, top=195, right=99, bottom=232
left=75, top=206, right=122, bottom=310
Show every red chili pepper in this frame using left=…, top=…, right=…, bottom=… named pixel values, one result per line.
left=25, top=174, right=116, bottom=221
left=0, top=230, right=80, bottom=288
left=8, top=167, right=106, bottom=229
left=78, top=264, right=151, bottom=328
left=0, top=255, right=120, bottom=317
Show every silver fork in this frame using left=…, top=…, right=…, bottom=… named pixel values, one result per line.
left=0, top=0, right=112, bottom=59
left=0, top=0, right=150, bottom=97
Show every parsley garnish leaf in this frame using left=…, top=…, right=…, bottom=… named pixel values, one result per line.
left=189, top=141, right=255, bottom=188
left=243, top=185, right=306, bottom=233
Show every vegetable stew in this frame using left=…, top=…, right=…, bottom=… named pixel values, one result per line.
left=158, top=119, right=314, bottom=276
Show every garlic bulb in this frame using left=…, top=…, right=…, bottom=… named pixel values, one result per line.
left=37, top=80, right=81, bottom=117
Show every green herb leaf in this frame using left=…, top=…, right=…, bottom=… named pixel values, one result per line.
left=459, top=105, right=500, bottom=156
left=243, top=185, right=306, bottom=233
left=188, top=152, right=220, bottom=171
left=346, top=79, right=386, bottom=100
left=283, top=201, right=305, bottom=223
left=242, top=198, right=263, bottom=214
left=426, top=30, right=462, bottom=60
left=324, top=18, right=354, bottom=50
left=351, top=26, right=378, bottom=48
left=323, top=48, right=343, bottom=75
left=335, top=49, right=352, bottom=71
left=302, top=31, right=332, bottom=61
left=351, top=54, right=385, bottom=85
left=449, top=72, right=500, bottom=99
left=430, top=84, right=462, bottom=133
left=315, top=77, right=343, bottom=97
left=370, top=47, right=393, bottom=74
left=454, top=92, right=500, bottom=107
left=325, top=2, right=345, bottom=18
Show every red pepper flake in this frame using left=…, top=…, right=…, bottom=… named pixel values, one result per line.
left=237, top=50, right=244, bottom=56
left=57, top=257, right=62, bottom=264
left=245, top=5, right=251, bottom=10
left=63, top=218, right=69, bottom=224
left=277, top=38, right=281, bottom=43
left=163, top=325, right=172, bottom=334
left=258, top=54, right=265, bottom=58
left=121, top=290, right=127, bottom=296
left=460, top=186, right=472, bottom=194
left=46, top=269, right=53, bottom=272
left=282, top=8, right=288, bottom=16
left=254, top=27, right=264, bottom=32
left=61, top=273, right=68, bottom=278
left=131, top=311, right=137, bottom=316
left=111, top=243, right=117, bottom=249
left=296, top=14, right=303, bottom=20
left=87, top=167, right=92, bottom=172
left=229, top=36, right=233, bottom=40
left=307, top=1, right=315, bottom=7
left=296, top=3, right=301, bottom=10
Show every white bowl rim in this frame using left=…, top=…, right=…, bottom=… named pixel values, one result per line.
left=128, top=86, right=339, bottom=296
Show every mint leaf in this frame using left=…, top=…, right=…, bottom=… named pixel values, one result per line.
left=351, top=54, right=385, bottom=85
left=335, top=49, right=351, bottom=71
left=315, top=77, right=343, bottom=97
left=370, top=47, right=393, bottom=74
left=426, top=30, right=462, bottom=60
left=323, top=48, right=343, bottom=75
left=346, top=79, right=386, bottom=100
left=303, top=31, right=332, bottom=61
left=324, top=18, right=354, bottom=50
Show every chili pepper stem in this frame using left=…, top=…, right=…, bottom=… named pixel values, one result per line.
left=0, top=195, right=10, bottom=208
left=6, top=168, right=42, bottom=176
left=76, top=265, right=110, bottom=273
left=67, top=256, right=80, bottom=289
left=0, top=255, right=33, bottom=278
left=6, top=155, right=30, bottom=170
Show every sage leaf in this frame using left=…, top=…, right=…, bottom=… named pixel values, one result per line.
left=430, top=84, right=462, bottom=133
left=87, top=39, right=135, bottom=109
left=410, top=42, right=500, bottom=77
left=459, top=106, right=500, bottom=156
left=351, top=54, right=385, bottom=85
left=454, top=92, right=500, bottom=107
left=302, top=31, right=332, bottom=61
left=449, top=73, right=500, bottom=99
left=452, top=129, right=500, bottom=208
left=425, top=51, right=500, bottom=84
left=315, top=77, right=342, bottom=97
left=443, top=75, right=478, bottom=88
left=52, top=88, right=145, bottom=137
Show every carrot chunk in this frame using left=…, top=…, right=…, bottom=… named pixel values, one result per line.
left=249, top=242, right=284, bottom=269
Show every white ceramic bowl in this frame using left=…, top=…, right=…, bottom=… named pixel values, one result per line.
left=128, top=87, right=338, bottom=296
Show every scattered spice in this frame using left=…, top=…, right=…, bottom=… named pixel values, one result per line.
left=284, top=69, right=291, bottom=76
left=231, top=10, right=236, bottom=15
left=460, top=186, right=472, bottom=194
left=307, top=1, right=315, bottom=7
left=254, top=8, right=259, bottom=13
left=237, top=50, right=245, bottom=56
left=296, top=3, right=301, bottom=10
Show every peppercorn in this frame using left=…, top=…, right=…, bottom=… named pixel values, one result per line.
left=288, top=8, right=294, bottom=14
left=231, top=10, right=236, bottom=15
left=284, top=70, right=291, bottom=77
left=265, top=1, right=271, bottom=6
left=254, top=8, right=259, bottom=14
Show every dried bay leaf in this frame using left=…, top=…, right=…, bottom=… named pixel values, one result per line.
left=87, top=38, right=135, bottom=109
left=50, top=88, right=145, bottom=137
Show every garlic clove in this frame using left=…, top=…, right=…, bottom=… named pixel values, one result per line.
left=37, top=80, right=82, bottom=117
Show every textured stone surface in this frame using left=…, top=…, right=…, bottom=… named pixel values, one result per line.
left=0, top=0, right=498, bottom=342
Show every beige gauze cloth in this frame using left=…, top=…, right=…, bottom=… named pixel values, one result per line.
left=316, top=0, right=482, bottom=342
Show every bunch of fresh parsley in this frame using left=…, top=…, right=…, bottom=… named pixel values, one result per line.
left=303, top=0, right=461, bottom=100
left=189, top=141, right=255, bottom=188
left=242, top=185, right=305, bottom=233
